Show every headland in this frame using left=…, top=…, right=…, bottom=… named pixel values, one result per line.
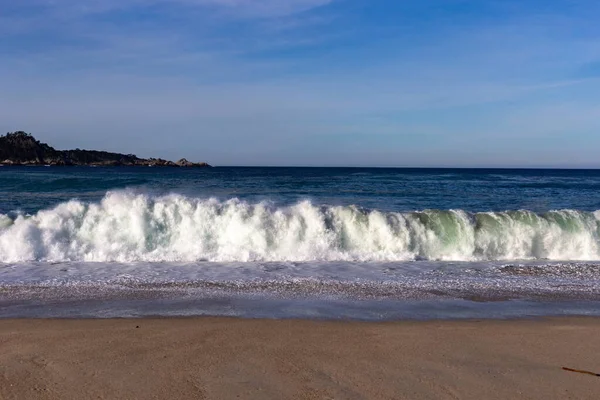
left=0, top=131, right=210, bottom=167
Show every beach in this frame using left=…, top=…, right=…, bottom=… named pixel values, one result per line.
left=1, top=317, right=599, bottom=399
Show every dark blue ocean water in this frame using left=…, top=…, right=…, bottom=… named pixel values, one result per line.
left=2, top=167, right=600, bottom=214
left=1, top=166, right=600, bottom=319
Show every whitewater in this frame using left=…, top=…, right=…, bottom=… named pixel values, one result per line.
left=1, top=190, right=600, bottom=263
left=2, top=167, right=600, bottom=319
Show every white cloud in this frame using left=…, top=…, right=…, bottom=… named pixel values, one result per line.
left=13, top=0, right=333, bottom=18
left=184, top=0, right=333, bottom=17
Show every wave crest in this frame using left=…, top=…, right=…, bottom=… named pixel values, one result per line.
left=1, top=191, right=599, bottom=262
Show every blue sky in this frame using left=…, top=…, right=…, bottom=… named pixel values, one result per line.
left=1, top=0, right=600, bottom=167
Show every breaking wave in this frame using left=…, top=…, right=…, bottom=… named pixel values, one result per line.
left=1, top=191, right=600, bottom=263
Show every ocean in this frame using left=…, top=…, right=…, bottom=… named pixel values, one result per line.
left=1, top=166, right=600, bottom=319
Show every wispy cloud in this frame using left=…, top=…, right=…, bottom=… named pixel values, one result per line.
left=185, top=0, right=334, bottom=18
left=4, top=0, right=333, bottom=19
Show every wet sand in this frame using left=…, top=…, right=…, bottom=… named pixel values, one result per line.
left=0, top=317, right=599, bottom=399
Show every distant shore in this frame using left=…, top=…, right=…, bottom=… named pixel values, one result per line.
left=0, top=163, right=212, bottom=167
left=0, top=131, right=211, bottom=167
left=1, top=317, right=599, bottom=399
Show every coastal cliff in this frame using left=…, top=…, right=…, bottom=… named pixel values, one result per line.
left=0, top=131, right=211, bottom=167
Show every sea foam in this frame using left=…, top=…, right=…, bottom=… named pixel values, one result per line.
left=0, top=191, right=599, bottom=263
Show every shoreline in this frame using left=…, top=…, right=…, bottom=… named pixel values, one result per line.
left=2, top=314, right=600, bottom=323
left=3, top=313, right=600, bottom=323
left=3, top=285, right=600, bottom=320
left=1, top=316, right=599, bottom=399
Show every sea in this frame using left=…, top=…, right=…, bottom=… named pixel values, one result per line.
left=1, top=166, right=600, bottom=320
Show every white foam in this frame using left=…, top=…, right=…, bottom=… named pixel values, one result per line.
left=0, top=191, right=599, bottom=263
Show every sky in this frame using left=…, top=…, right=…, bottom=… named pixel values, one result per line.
left=1, top=0, right=600, bottom=167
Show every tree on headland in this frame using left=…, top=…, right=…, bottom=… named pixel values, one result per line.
left=0, top=131, right=62, bottom=163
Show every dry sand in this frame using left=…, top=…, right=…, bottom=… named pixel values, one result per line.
left=0, top=317, right=599, bottom=399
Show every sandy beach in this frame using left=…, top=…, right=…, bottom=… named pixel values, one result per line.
left=0, top=317, right=598, bottom=399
